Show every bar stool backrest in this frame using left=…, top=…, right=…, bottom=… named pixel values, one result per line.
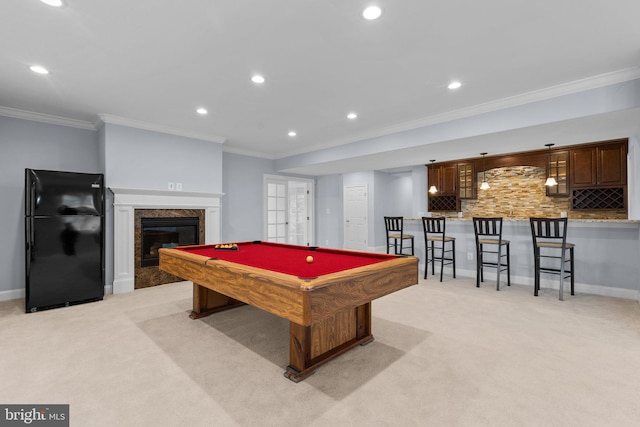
left=422, top=217, right=445, bottom=235
left=530, top=217, right=568, bottom=247
left=473, top=217, right=503, bottom=243
left=385, top=216, right=404, bottom=234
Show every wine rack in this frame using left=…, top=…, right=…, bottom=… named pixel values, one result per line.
left=571, top=187, right=625, bottom=210
left=429, top=195, right=458, bottom=212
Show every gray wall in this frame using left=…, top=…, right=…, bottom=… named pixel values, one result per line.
left=101, top=123, right=223, bottom=193
left=221, top=152, right=275, bottom=242
left=0, top=116, right=99, bottom=297
left=315, top=174, right=343, bottom=248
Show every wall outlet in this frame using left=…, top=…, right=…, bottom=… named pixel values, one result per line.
left=167, top=182, right=175, bottom=190
left=467, top=252, right=473, bottom=260
left=176, top=183, right=183, bottom=191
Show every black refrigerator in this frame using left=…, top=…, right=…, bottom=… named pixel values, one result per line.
left=25, top=169, right=105, bottom=312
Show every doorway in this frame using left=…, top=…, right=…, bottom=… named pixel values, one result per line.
left=264, top=175, right=315, bottom=246
left=343, top=184, right=368, bottom=250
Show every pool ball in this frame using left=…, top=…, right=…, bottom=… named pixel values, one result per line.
left=306, top=256, right=314, bottom=263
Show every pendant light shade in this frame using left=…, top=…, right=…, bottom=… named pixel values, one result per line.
left=428, top=160, right=438, bottom=194
left=545, top=144, right=558, bottom=187
left=480, top=153, right=490, bottom=190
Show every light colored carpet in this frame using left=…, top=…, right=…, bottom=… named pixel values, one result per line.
left=1, top=278, right=639, bottom=427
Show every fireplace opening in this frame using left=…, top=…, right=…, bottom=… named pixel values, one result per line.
left=141, top=217, right=199, bottom=267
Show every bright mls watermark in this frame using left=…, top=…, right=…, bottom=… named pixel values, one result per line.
left=0, top=405, right=68, bottom=426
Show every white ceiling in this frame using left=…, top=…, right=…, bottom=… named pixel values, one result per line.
left=2, top=0, right=640, bottom=173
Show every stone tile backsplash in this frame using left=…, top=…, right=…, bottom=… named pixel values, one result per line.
left=437, top=166, right=627, bottom=219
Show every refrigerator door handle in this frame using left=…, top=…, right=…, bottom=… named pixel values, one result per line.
left=25, top=219, right=32, bottom=268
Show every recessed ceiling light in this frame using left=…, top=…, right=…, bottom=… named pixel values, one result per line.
left=362, top=6, right=382, bottom=20
left=29, top=65, right=50, bottom=75
left=40, top=0, right=64, bottom=7
left=288, top=131, right=297, bottom=137
left=251, top=74, right=265, bottom=84
left=347, top=112, right=358, bottom=120
left=448, top=81, right=462, bottom=89
left=196, top=108, right=208, bottom=115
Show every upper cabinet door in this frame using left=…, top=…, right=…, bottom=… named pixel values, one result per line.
left=570, top=142, right=627, bottom=188
left=570, top=147, right=598, bottom=188
left=440, top=164, right=457, bottom=195
left=427, top=163, right=457, bottom=195
left=458, top=163, right=476, bottom=199
left=546, top=150, right=569, bottom=196
left=597, top=143, right=626, bottom=186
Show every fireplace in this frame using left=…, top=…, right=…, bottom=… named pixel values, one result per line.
left=141, top=217, right=199, bottom=267
left=110, top=188, right=222, bottom=294
left=134, top=208, right=205, bottom=289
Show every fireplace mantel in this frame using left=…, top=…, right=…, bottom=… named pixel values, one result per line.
left=110, top=188, right=223, bottom=294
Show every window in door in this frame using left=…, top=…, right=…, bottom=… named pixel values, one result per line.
left=264, top=175, right=314, bottom=245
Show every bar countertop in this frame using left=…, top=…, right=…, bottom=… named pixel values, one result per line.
left=405, top=217, right=640, bottom=224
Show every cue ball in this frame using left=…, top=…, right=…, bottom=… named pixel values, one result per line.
left=306, top=255, right=314, bottom=263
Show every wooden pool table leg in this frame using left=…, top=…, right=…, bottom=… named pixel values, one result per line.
left=189, top=283, right=245, bottom=319
left=284, top=302, right=374, bottom=383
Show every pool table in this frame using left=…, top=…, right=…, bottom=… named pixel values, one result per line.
left=159, top=241, right=418, bottom=382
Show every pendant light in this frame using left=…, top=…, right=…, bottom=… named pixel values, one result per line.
left=480, top=153, right=490, bottom=190
left=544, top=143, right=558, bottom=187
left=428, top=160, right=438, bottom=194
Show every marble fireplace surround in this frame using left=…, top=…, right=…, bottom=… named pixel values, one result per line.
left=111, top=188, right=223, bottom=294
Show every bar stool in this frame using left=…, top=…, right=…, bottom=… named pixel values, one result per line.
left=384, top=216, right=414, bottom=255
left=421, top=217, right=456, bottom=281
left=529, top=217, right=575, bottom=301
left=473, top=217, right=510, bottom=290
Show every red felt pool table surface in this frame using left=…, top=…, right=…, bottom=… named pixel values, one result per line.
left=177, top=241, right=396, bottom=278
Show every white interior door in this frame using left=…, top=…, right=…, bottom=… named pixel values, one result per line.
left=287, top=181, right=309, bottom=245
left=344, top=184, right=368, bottom=250
left=265, top=175, right=314, bottom=245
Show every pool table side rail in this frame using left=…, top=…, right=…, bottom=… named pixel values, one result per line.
left=159, top=247, right=419, bottom=326
left=300, top=256, right=418, bottom=325
left=159, top=248, right=308, bottom=324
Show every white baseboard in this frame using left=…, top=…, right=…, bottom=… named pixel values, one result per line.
left=0, top=288, right=25, bottom=302
left=426, top=267, right=640, bottom=301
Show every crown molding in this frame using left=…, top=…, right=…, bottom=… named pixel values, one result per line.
left=274, top=67, right=640, bottom=159
left=95, top=114, right=226, bottom=144
left=0, top=106, right=96, bottom=130
left=222, top=144, right=276, bottom=159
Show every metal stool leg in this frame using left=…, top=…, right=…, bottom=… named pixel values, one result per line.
left=534, top=247, right=540, bottom=296
left=452, top=240, right=456, bottom=278
left=430, top=240, right=435, bottom=276
left=570, top=247, right=575, bottom=296
left=476, top=243, right=482, bottom=287
left=506, top=243, right=511, bottom=286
